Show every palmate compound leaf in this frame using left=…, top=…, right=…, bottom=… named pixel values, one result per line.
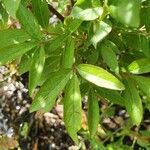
left=128, top=58, right=150, bottom=74
left=77, top=64, right=125, bottom=90
left=123, top=78, right=143, bottom=126
left=29, top=46, right=45, bottom=96
left=133, top=75, right=150, bottom=98
left=88, top=89, right=99, bottom=137
left=0, top=42, right=37, bottom=65
left=64, top=74, right=82, bottom=144
left=30, top=69, right=72, bottom=112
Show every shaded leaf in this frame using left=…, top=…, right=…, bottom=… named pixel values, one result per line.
left=71, top=6, right=103, bottom=21
left=16, top=3, right=42, bottom=39
left=29, top=46, right=45, bottom=95
left=62, top=36, right=75, bottom=69
left=133, top=76, right=150, bottom=98
left=30, top=69, right=72, bottom=112
left=77, top=64, right=125, bottom=90
left=123, top=78, right=143, bottom=125
left=32, top=0, right=49, bottom=28
left=88, top=89, right=99, bottom=137
left=96, top=87, right=124, bottom=106
left=128, top=58, right=150, bottom=74
left=100, top=43, right=119, bottom=73
left=0, top=42, right=37, bottom=65
left=64, top=74, right=82, bottom=144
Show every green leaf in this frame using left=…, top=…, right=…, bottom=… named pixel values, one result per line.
left=0, top=42, right=37, bottom=65
left=0, top=29, right=31, bottom=49
left=88, top=89, right=99, bottom=137
left=29, top=46, right=45, bottom=95
left=30, top=69, right=72, bottom=112
left=0, top=1, right=8, bottom=29
left=71, top=6, right=103, bottom=21
left=109, top=0, right=140, bottom=27
left=47, top=33, right=69, bottom=53
left=64, top=17, right=83, bottom=33
left=123, top=78, right=143, bottom=126
left=100, top=43, right=119, bottom=74
left=91, top=21, right=112, bottom=48
left=18, top=50, right=35, bottom=74
left=32, top=0, right=49, bottom=28
left=64, top=74, right=82, bottom=144
left=133, top=76, right=150, bottom=98
left=39, top=56, right=60, bottom=85
left=96, top=87, right=124, bottom=106
left=16, top=3, right=42, bottom=39
left=2, top=0, right=21, bottom=18
left=77, top=64, right=125, bottom=90
left=62, top=36, right=75, bottom=69
left=128, top=58, right=150, bottom=74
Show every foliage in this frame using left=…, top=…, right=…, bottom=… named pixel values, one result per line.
left=0, top=0, right=150, bottom=149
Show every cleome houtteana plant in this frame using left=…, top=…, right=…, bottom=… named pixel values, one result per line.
left=0, top=0, right=150, bottom=149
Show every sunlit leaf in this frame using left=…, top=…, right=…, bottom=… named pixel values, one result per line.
left=30, top=69, right=72, bottom=112
left=2, top=0, right=21, bottom=18
left=123, top=78, right=143, bottom=125
left=0, top=29, right=31, bottom=49
left=32, top=0, right=49, bottom=28
left=64, top=74, right=82, bottom=144
left=109, top=0, right=140, bottom=27
left=128, top=58, right=150, bottom=74
left=77, top=64, right=125, bottom=90
left=0, top=42, right=37, bottom=65
left=91, top=21, right=112, bottom=48
left=16, top=3, right=42, bottom=39
left=71, top=6, right=103, bottom=21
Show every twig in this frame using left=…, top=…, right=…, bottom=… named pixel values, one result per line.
left=48, top=4, right=64, bottom=22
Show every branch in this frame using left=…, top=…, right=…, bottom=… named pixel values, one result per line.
left=48, top=4, right=64, bottom=22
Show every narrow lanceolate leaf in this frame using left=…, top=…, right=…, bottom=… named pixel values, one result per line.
left=109, top=0, right=140, bottom=27
left=133, top=76, right=150, bottom=98
left=30, top=69, right=72, bottom=112
left=0, top=29, right=31, bottom=49
left=123, top=78, right=143, bottom=126
left=64, top=74, right=82, bottom=144
left=88, top=89, right=99, bottom=137
left=100, top=44, right=119, bottom=74
left=128, top=58, right=150, bottom=74
left=96, top=87, right=124, bottom=106
left=77, top=64, right=125, bottom=90
left=32, top=0, right=49, bottom=28
left=91, top=21, right=112, bottom=48
left=29, top=46, right=45, bottom=95
left=71, top=6, right=103, bottom=21
left=0, top=42, right=36, bottom=65
left=2, top=0, right=21, bottom=18
left=16, top=3, right=42, bottom=39
left=62, top=36, right=75, bottom=69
